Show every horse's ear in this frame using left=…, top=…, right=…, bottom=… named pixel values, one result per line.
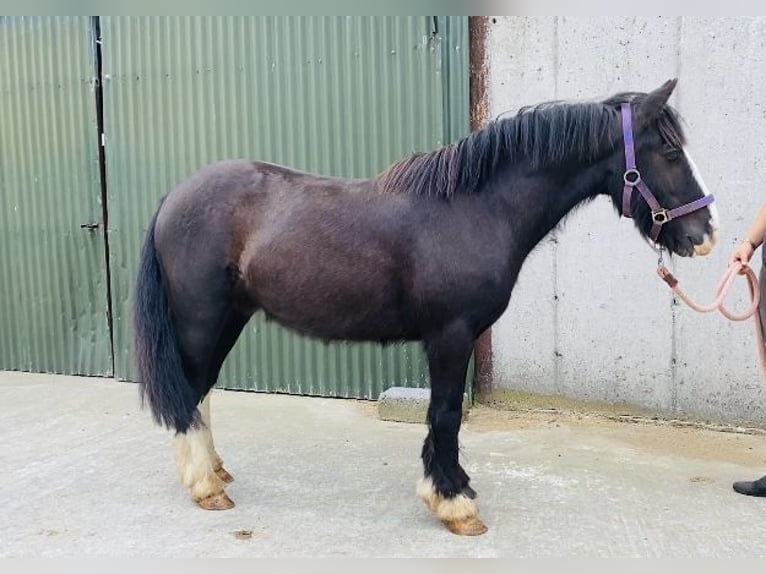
left=637, top=78, right=677, bottom=122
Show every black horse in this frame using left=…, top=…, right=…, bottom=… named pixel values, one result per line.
left=133, top=79, right=719, bottom=535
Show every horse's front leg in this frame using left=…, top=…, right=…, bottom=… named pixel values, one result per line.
left=417, top=322, right=487, bottom=536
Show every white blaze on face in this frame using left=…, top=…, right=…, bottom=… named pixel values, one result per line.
left=684, top=148, right=719, bottom=256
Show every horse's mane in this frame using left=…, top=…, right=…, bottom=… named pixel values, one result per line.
left=375, top=92, right=686, bottom=198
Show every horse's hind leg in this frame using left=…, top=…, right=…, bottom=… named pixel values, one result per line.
left=174, top=391, right=234, bottom=510
left=174, top=415, right=232, bottom=510
left=199, top=311, right=250, bottom=487
left=174, top=308, right=249, bottom=510
left=417, top=321, right=487, bottom=536
left=199, top=394, right=233, bottom=484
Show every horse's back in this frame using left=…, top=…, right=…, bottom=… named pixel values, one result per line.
left=156, top=159, right=368, bottom=243
left=152, top=159, right=416, bottom=337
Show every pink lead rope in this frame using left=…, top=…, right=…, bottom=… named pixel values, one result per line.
left=657, top=261, right=766, bottom=380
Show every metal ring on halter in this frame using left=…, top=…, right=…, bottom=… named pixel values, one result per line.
left=623, top=169, right=641, bottom=186
left=652, top=209, right=671, bottom=224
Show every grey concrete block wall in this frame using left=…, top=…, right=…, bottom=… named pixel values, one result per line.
left=487, top=17, right=766, bottom=426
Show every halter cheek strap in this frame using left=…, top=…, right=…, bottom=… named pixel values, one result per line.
left=620, top=102, right=715, bottom=242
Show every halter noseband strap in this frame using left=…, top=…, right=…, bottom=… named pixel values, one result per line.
left=620, top=102, right=715, bottom=242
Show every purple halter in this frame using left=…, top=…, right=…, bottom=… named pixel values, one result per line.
left=620, top=102, right=715, bottom=242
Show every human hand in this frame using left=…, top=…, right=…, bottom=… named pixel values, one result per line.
left=730, top=240, right=756, bottom=270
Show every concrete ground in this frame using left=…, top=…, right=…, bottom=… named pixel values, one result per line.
left=2, top=371, right=766, bottom=558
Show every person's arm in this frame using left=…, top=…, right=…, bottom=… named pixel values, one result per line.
left=730, top=203, right=766, bottom=265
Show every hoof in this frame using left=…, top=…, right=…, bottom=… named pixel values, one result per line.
left=417, top=476, right=487, bottom=534
left=443, top=517, right=488, bottom=536
left=216, top=467, right=234, bottom=483
left=197, top=492, right=235, bottom=510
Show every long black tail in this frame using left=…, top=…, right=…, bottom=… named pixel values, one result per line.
left=133, top=201, right=200, bottom=433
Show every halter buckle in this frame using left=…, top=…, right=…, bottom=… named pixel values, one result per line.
left=652, top=209, right=671, bottom=225
left=623, top=169, right=641, bottom=186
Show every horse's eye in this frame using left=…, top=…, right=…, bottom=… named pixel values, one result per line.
left=665, top=149, right=681, bottom=162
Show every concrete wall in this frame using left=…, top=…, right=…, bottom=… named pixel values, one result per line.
left=487, top=17, right=766, bottom=426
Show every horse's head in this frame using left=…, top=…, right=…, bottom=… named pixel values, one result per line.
left=609, top=79, right=719, bottom=257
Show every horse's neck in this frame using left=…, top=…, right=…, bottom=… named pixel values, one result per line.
left=490, top=161, right=610, bottom=264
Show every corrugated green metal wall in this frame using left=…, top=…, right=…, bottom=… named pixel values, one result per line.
left=0, top=17, right=112, bottom=375
left=102, top=16, right=469, bottom=398
left=0, top=16, right=469, bottom=398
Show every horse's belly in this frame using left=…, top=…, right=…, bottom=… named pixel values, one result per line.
left=250, top=266, right=415, bottom=343
left=262, top=297, right=413, bottom=343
